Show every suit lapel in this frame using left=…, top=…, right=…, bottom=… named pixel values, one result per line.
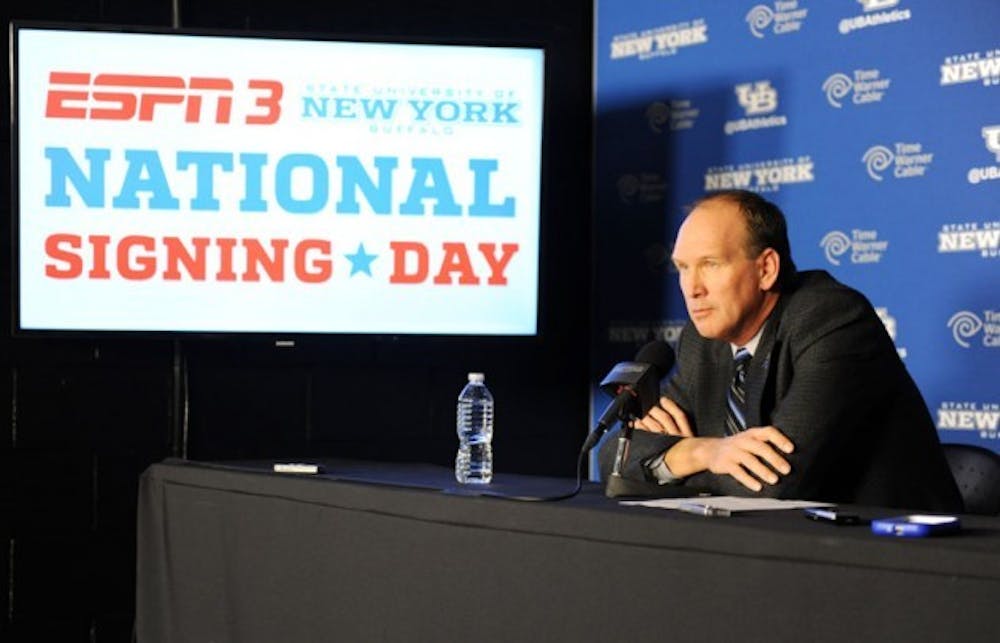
left=745, top=299, right=783, bottom=428
left=698, top=341, right=732, bottom=438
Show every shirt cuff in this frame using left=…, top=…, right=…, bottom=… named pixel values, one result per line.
left=643, top=451, right=683, bottom=484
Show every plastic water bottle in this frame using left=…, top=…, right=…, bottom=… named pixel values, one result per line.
left=455, top=372, right=494, bottom=484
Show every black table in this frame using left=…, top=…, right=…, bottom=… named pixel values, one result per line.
left=136, top=458, right=1000, bottom=643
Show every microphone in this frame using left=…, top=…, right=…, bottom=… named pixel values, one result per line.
left=582, top=340, right=676, bottom=453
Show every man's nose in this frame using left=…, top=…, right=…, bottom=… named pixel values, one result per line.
left=684, top=270, right=706, bottom=297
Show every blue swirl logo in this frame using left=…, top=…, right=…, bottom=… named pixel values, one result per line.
left=616, top=174, right=640, bottom=204
left=820, top=231, right=851, bottom=265
left=862, top=145, right=894, bottom=181
left=822, top=73, right=853, bottom=108
left=745, top=5, right=775, bottom=38
left=645, top=102, right=670, bottom=134
left=947, top=311, right=983, bottom=348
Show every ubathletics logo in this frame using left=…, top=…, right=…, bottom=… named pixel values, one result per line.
left=822, top=69, right=891, bottom=108
left=940, top=49, right=1000, bottom=88
left=704, top=156, right=814, bottom=193
left=938, top=402, right=1000, bottom=437
left=862, top=142, right=933, bottom=181
left=646, top=99, right=700, bottom=133
left=968, top=125, right=1000, bottom=185
left=820, top=229, right=888, bottom=265
left=725, top=80, right=788, bottom=135
left=938, top=221, right=1000, bottom=259
left=839, top=0, right=911, bottom=35
left=610, top=19, right=708, bottom=61
left=948, top=310, right=1000, bottom=349
left=745, top=1, right=808, bottom=38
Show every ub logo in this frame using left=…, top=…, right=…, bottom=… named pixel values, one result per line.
left=858, top=0, right=899, bottom=11
left=983, top=125, right=1000, bottom=163
left=735, top=81, right=777, bottom=115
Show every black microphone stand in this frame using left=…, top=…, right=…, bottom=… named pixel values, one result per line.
left=604, top=412, right=691, bottom=500
left=604, top=413, right=654, bottom=498
left=609, top=418, right=635, bottom=479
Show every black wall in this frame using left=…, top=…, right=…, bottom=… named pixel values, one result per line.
left=1, top=1, right=593, bottom=640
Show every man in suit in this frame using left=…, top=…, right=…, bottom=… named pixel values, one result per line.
left=600, top=190, right=962, bottom=512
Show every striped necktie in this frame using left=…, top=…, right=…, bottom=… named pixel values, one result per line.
left=725, top=347, right=752, bottom=435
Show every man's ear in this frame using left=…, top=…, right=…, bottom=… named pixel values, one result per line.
left=758, top=248, right=780, bottom=291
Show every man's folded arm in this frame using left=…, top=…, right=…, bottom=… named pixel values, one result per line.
left=596, top=428, right=682, bottom=482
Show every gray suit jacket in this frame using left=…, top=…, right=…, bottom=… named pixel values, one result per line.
left=599, top=270, right=963, bottom=513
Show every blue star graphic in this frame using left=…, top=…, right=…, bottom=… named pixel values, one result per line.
left=345, top=243, right=378, bottom=277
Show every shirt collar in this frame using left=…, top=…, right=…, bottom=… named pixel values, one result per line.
left=731, top=321, right=766, bottom=358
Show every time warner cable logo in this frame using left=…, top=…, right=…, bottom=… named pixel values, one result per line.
left=820, top=229, right=887, bottom=265
left=645, top=99, right=700, bottom=133
left=862, top=142, right=932, bottom=180
left=616, top=173, right=666, bottom=205
left=745, top=1, right=808, bottom=38
left=948, top=310, right=1000, bottom=348
left=822, top=69, right=890, bottom=108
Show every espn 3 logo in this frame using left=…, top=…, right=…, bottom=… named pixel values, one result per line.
left=44, top=71, right=283, bottom=124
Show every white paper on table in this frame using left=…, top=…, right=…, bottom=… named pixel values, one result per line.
left=620, top=496, right=835, bottom=512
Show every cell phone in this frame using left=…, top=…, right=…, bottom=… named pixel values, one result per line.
left=870, top=514, right=961, bottom=537
left=803, top=507, right=865, bottom=525
left=273, top=462, right=323, bottom=474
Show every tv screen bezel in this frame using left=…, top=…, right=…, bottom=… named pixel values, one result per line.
left=9, top=19, right=550, bottom=343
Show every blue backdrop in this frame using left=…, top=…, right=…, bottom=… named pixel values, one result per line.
left=592, top=0, right=999, bottom=467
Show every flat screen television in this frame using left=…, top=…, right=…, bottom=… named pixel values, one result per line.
left=11, top=22, right=545, bottom=337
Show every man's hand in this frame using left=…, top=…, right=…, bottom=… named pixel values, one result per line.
left=663, top=426, right=795, bottom=491
left=635, top=399, right=794, bottom=491
left=697, top=427, right=794, bottom=491
left=634, top=396, right=693, bottom=437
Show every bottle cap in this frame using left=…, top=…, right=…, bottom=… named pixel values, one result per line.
left=467, top=372, right=485, bottom=382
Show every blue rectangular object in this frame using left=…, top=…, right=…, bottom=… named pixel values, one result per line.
left=870, top=515, right=961, bottom=538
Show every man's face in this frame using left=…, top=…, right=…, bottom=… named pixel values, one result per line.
left=671, top=198, right=775, bottom=345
